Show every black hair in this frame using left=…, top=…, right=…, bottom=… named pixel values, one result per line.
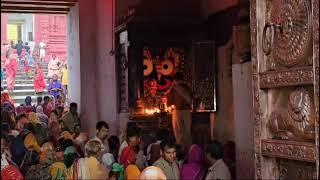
left=96, top=121, right=109, bottom=130
left=43, top=96, right=50, bottom=101
left=62, top=139, right=74, bottom=151
left=160, top=137, right=176, bottom=151
left=24, top=123, right=36, bottom=134
left=205, top=141, right=224, bottom=160
left=70, top=102, right=77, bottom=109
left=108, top=135, right=120, bottom=151
left=126, top=126, right=140, bottom=139
left=18, top=113, right=27, bottom=120
left=37, top=96, right=43, bottom=103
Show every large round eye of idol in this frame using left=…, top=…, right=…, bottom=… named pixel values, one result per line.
left=144, top=59, right=153, bottom=76
left=160, top=59, right=174, bottom=76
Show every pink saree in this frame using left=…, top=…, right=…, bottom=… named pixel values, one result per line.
left=5, top=59, right=18, bottom=90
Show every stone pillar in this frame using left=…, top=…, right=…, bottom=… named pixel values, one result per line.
left=67, top=3, right=81, bottom=116
left=1, top=13, right=7, bottom=44
left=232, top=62, right=254, bottom=179
left=95, top=0, right=119, bottom=136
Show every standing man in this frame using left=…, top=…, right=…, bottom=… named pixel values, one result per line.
left=28, top=40, right=35, bottom=56
left=39, top=41, right=46, bottom=61
left=92, top=121, right=110, bottom=154
left=48, top=54, right=61, bottom=81
left=153, top=137, right=180, bottom=180
left=168, top=73, right=193, bottom=149
left=205, top=141, right=231, bottom=180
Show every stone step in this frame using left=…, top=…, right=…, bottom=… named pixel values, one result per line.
left=2, top=84, right=49, bottom=90
left=7, top=89, right=48, bottom=96
left=3, top=79, right=49, bottom=84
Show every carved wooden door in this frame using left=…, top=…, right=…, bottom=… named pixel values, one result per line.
left=250, top=0, right=319, bottom=179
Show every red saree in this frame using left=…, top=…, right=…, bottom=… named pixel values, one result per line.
left=5, top=59, right=18, bottom=91
left=34, top=67, right=46, bottom=93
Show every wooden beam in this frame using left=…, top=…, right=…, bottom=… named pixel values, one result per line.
left=1, top=5, right=69, bottom=12
left=1, top=9, right=68, bottom=14
left=1, top=1, right=75, bottom=7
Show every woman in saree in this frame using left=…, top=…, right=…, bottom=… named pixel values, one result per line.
left=71, top=140, right=109, bottom=179
left=1, top=92, right=14, bottom=110
left=34, top=63, right=46, bottom=94
left=180, top=144, right=206, bottom=180
left=5, top=50, right=18, bottom=91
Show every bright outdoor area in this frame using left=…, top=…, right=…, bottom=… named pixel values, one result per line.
left=1, top=13, right=68, bottom=107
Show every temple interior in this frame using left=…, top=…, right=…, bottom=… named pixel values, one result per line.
left=1, top=0, right=319, bottom=179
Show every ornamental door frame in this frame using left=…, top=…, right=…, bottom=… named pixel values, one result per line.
left=250, top=0, right=319, bottom=179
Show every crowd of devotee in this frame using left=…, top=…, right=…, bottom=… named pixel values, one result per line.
left=1, top=42, right=235, bottom=180
left=1, top=91, right=235, bottom=180
left=1, top=40, right=68, bottom=96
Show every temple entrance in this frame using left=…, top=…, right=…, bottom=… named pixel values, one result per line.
left=1, top=0, right=318, bottom=179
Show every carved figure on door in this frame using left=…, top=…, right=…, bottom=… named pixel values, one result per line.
left=268, top=88, right=315, bottom=141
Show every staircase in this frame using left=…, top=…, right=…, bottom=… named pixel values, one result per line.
left=3, top=62, right=49, bottom=107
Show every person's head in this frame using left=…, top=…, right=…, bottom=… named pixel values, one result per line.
left=187, top=144, right=204, bottom=164
left=50, top=110, right=59, bottom=121
left=64, top=146, right=78, bottom=168
left=18, top=113, right=28, bottom=122
left=37, top=96, right=43, bottom=104
left=69, top=102, right=77, bottom=114
left=160, top=137, right=177, bottom=163
left=96, top=121, right=109, bottom=141
left=1, top=134, right=8, bottom=155
left=56, top=106, right=64, bottom=118
left=52, top=74, right=58, bottom=81
left=85, top=140, right=102, bottom=159
left=205, top=141, right=224, bottom=165
left=108, top=135, right=120, bottom=153
left=139, top=166, right=167, bottom=180
left=126, top=126, right=140, bottom=146
left=24, top=122, right=36, bottom=134
left=73, top=123, right=81, bottom=134
left=43, top=96, right=50, bottom=104
left=25, top=96, right=32, bottom=106
left=58, top=120, right=68, bottom=131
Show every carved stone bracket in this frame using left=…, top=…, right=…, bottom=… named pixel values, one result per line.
left=261, top=139, right=317, bottom=162
left=260, top=67, right=313, bottom=89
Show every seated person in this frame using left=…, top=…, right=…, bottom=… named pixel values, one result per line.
left=48, top=74, right=62, bottom=99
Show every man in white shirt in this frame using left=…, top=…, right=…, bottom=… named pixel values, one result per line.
left=28, top=40, right=35, bottom=56
left=39, top=41, right=46, bottom=61
left=91, top=121, right=110, bottom=154
left=205, top=141, right=231, bottom=180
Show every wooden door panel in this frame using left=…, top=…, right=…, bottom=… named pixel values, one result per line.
left=250, top=0, right=319, bottom=179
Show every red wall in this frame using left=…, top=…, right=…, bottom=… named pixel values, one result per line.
left=34, top=14, right=67, bottom=61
